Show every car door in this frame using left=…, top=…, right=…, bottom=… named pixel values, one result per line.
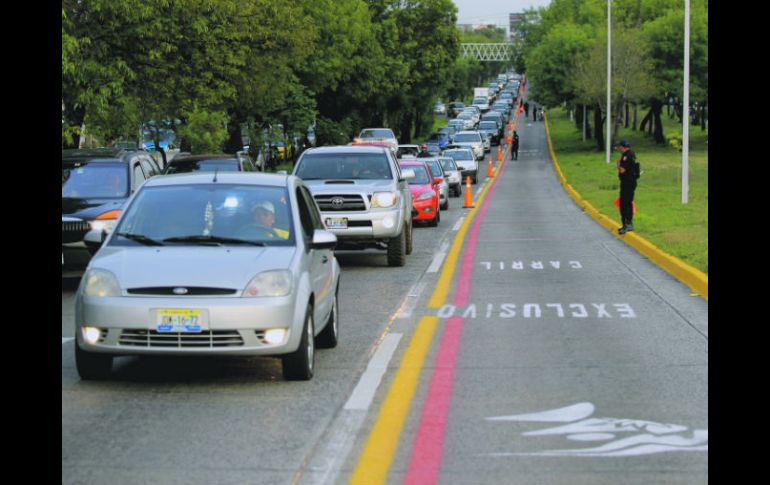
left=297, top=185, right=333, bottom=325
left=131, top=158, right=148, bottom=194
left=390, top=152, right=411, bottom=227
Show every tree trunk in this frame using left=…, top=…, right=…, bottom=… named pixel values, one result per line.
left=624, top=102, right=629, bottom=128
left=639, top=107, right=652, bottom=133
left=223, top=121, right=243, bottom=154
left=594, top=104, right=604, bottom=151
left=632, top=104, right=638, bottom=131
left=652, top=98, right=664, bottom=144
left=585, top=107, right=592, bottom=139
left=63, top=104, right=86, bottom=149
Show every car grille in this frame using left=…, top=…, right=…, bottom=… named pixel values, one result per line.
left=127, top=287, right=238, bottom=296
left=62, top=220, right=91, bottom=243
left=119, top=329, right=245, bottom=348
left=314, top=194, right=367, bottom=211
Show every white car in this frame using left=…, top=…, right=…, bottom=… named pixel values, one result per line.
left=75, top=172, right=341, bottom=381
left=443, top=147, right=479, bottom=185
left=356, top=128, right=399, bottom=155
left=451, top=131, right=485, bottom=161
left=472, top=96, right=490, bottom=113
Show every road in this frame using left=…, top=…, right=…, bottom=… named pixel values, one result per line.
left=62, top=101, right=707, bottom=484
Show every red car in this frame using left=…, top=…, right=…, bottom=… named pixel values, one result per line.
left=399, top=160, right=441, bottom=226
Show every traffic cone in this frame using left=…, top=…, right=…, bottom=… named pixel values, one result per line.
left=487, top=158, right=494, bottom=177
left=497, top=146, right=502, bottom=162
left=463, top=176, right=474, bottom=208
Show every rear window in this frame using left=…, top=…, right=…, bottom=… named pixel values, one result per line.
left=444, top=150, right=473, bottom=161
left=401, top=165, right=430, bottom=185
left=479, top=122, right=498, bottom=130
left=296, top=153, right=392, bottom=180
left=473, top=97, right=487, bottom=104
left=360, top=129, right=394, bottom=139
left=164, top=159, right=240, bottom=174
left=424, top=161, right=442, bottom=178
left=439, top=158, right=457, bottom=171
left=454, top=133, right=481, bottom=143
left=62, top=161, right=129, bottom=198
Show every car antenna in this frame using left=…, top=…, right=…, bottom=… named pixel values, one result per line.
left=212, top=167, right=218, bottom=183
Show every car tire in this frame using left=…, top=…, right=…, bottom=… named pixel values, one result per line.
left=441, top=197, right=449, bottom=211
left=316, top=288, right=339, bottom=349
left=75, top=343, right=113, bottom=380
left=405, top=221, right=414, bottom=255
left=282, top=305, right=315, bottom=380
left=387, top=228, right=407, bottom=267
left=429, top=207, right=440, bottom=227
left=472, top=175, right=478, bottom=184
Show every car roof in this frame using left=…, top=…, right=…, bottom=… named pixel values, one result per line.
left=398, top=160, right=429, bottom=166
left=144, top=172, right=293, bottom=188
left=168, top=153, right=239, bottom=163
left=62, top=147, right=140, bottom=162
left=304, top=145, right=390, bottom=155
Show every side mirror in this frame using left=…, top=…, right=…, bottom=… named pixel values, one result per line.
left=434, top=177, right=443, bottom=185
left=84, top=229, right=106, bottom=255
left=401, top=169, right=415, bottom=181
left=311, top=229, right=337, bottom=250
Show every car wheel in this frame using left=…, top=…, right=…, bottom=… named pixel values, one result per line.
left=441, top=197, right=449, bottom=211
left=405, top=220, right=414, bottom=255
left=75, top=343, right=113, bottom=380
left=316, top=288, right=339, bottom=349
left=387, top=228, right=407, bottom=267
left=282, top=305, right=315, bottom=380
left=429, top=207, right=440, bottom=227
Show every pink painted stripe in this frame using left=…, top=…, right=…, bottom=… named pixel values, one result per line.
left=403, top=133, right=511, bottom=485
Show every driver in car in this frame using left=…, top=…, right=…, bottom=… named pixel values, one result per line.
left=243, top=200, right=289, bottom=239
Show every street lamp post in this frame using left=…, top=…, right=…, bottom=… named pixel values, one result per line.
left=682, top=0, right=690, bottom=204
left=606, top=0, right=611, bottom=164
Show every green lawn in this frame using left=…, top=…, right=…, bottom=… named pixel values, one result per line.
left=547, top=107, right=708, bottom=274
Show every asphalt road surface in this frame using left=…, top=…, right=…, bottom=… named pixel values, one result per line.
left=62, top=102, right=707, bottom=484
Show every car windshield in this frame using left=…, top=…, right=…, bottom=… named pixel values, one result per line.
left=164, top=159, right=240, bottom=174
left=113, top=184, right=295, bottom=246
left=444, top=150, right=473, bottom=161
left=296, top=153, right=392, bottom=180
left=402, top=165, right=430, bottom=185
left=454, top=133, right=481, bottom=143
left=62, top=161, right=129, bottom=198
left=439, top=158, right=457, bottom=171
left=479, top=122, right=498, bottom=130
left=360, top=129, right=394, bottom=139
left=473, top=97, right=487, bottom=104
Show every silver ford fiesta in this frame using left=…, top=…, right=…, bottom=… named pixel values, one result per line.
left=74, top=172, right=341, bottom=381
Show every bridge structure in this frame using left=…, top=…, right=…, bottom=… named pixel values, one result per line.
left=460, top=43, right=515, bottom=62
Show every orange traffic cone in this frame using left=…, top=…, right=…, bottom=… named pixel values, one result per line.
left=488, top=158, right=494, bottom=177
left=463, top=176, right=474, bottom=208
left=497, top=146, right=502, bottom=162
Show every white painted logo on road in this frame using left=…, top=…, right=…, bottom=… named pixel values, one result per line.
left=484, top=402, right=707, bottom=457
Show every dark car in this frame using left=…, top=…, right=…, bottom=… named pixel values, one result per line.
left=478, top=120, right=503, bottom=145
left=162, top=153, right=258, bottom=174
left=62, top=148, right=162, bottom=276
left=447, top=101, right=465, bottom=118
left=426, top=131, right=451, bottom=151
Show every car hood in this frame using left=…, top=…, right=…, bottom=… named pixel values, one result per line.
left=62, top=197, right=126, bottom=219
left=303, top=179, right=395, bottom=194
left=453, top=141, right=481, bottom=148
left=408, top=184, right=433, bottom=197
left=90, top=246, right=297, bottom=289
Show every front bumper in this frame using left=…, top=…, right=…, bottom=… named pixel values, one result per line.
left=320, top=208, right=404, bottom=241
left=76, top=293, right=305, bottom=357
left=412, top=198, right=438, bottom=222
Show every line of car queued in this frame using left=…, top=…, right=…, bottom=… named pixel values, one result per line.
left=62, top=72, right=521, bottom=382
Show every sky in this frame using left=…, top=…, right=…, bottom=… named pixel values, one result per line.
left=452, top=0, right=552, bottom=31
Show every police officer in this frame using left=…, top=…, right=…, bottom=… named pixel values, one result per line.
left=616, top=139, right=638, bottom=234
left=511, top=130, right=520, bottom=160
left=416, top=144, right=432, bottom=158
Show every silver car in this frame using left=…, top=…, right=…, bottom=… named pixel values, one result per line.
left=438, top=156, right=462, bottom=197
left=74, top=172, right=341, bottom=381
left=422, top=158, right=450, bottom=211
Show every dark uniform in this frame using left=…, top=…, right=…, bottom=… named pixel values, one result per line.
left=617, top=141, right=638, bottom=234
left=511, top=131, right=520, bottom=160
left=416, top=144, right=432, bottom=158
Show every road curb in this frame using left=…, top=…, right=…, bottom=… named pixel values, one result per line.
left=542, top=113, right=708, bottom=301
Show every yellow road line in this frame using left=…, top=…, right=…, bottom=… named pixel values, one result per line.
left=349, top=316, right=438, bottom=485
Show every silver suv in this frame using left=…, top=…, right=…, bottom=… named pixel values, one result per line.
left=293, top=146, right=415, bottom=266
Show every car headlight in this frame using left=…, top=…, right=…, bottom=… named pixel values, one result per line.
left=243, top=270, right=293, bottom=297
left=90, top=210, right=121, bottom=234
left=416, top=191, right=434, bottom=201
left=372, top=192, right=397, bottom=208
left=83, top=269, right=121, bottom=297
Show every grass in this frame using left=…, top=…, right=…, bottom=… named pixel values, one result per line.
left=547, top=107, right=708, bottom=274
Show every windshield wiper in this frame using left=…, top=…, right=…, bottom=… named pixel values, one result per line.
left=115, top=232, right=165, bottom=246
left=162, top=235, right=265, bottom=246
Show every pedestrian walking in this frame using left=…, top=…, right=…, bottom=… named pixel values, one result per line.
left=532, top=103, right=537, bottom=122
left=524, top=102, right=530, bottom=117
left=511, top=130, right=520, bottom=160
left=616, top=139, right=640, bottom=234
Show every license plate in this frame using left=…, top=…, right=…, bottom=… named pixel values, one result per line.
left=156, top=309, right=204, bottom=333
left=325, top=217, right=348, bottom=229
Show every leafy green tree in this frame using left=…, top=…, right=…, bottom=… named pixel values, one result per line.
left=176, top=103, right=229, bottom=154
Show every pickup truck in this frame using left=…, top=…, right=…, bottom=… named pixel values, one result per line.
left=293, top=145, right=415, bottom=266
